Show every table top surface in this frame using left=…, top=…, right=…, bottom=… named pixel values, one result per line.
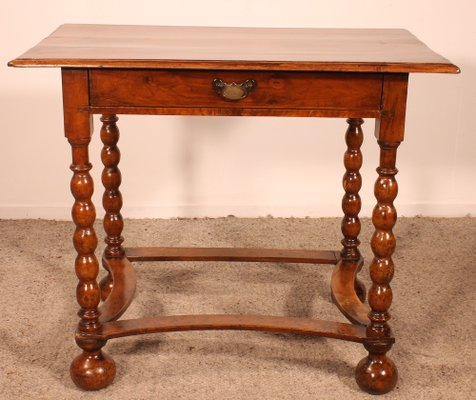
left=9, top=24, right=459, bottom=73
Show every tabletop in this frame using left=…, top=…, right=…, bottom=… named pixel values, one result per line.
left=8, top=24, right=459, bottom=73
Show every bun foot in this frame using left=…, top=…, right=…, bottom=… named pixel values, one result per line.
left=70, top=350, right=116, bottom=390
left=355, top=353, right=397, bottom=395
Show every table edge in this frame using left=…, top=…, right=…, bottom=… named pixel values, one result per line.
left=7, top=58, right=460, bottom=74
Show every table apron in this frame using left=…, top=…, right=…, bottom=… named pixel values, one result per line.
left=88, top=69, right=384, bottom=117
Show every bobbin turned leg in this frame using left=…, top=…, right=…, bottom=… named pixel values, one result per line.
left=340, top=118, right=366, bottom=303
left=99, top=114, right=125, bottom=301
left=355, top=142, right=399, bottom=394
left=63, top=70, right=116, bottom=390
left=355, top=74, right=408, bottom=395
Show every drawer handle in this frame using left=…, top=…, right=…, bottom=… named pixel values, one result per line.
left=212, top=78, right=256, bottom=101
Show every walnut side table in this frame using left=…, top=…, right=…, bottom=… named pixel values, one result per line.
left=9, top=25, right=459, bottom=395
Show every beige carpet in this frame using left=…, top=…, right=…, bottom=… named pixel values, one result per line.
left=0, top=217, right=475, bottom=399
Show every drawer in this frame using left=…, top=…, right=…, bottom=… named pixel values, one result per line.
left=89, top=69, right=383, bottom=111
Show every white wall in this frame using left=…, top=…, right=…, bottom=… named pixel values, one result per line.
left=0, top=1, right=474, bottom=219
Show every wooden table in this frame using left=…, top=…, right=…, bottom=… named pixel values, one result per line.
left=9, top=25, right=458, bottom=394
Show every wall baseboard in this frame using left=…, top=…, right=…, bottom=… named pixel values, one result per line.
left=0, top=203, right=474, bottom=220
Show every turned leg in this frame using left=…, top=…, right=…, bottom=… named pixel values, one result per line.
left=355, top=74, right=407, bottom=395
left=99, top=114, right=124, bottom=301
left=341, top=118, right=366, bottom=303
left=63, top=70, right=116, bottom=390
left=355, top=140, right=399, bottom=394
left=68, top=138, right=116, bottom=390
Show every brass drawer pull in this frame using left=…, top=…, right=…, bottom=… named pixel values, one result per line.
left=212, top=78, right=256, bottom=101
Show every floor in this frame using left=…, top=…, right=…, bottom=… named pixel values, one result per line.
left=0, top=217, right=474, bottom=399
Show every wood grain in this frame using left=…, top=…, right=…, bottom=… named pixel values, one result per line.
left=331, top=258, right=370, bottom=326
left=98, top=257, right=137, bottom=324
left=9, top=24, right=459, bottom=73
left=125, top=247, right=339, bottom=264
left=94, top=314, right=393, bottom=344
left=90, top=69, right=383, bottom=111
left=88, top=106, right=382, bottom=118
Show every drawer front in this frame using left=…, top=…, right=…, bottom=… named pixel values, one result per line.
left=90, top=69, right=383, bottom=111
